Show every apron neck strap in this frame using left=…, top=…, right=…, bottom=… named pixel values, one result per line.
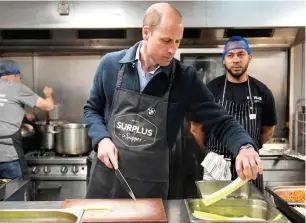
left=222, top=75, right=254, bottom=108
left=116, top=60, right=176, bottom=101
left=163, top=59, right=176, bottom=100
left=116, top=64, right=126, bottom=88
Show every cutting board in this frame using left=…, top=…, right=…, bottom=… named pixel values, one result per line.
left=61, top=199, right=168, bottom=223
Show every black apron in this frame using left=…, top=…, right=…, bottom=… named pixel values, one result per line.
left=0, top=129, right=30, bottom=180
left=206, top=77, right=264, bottom=192
left=86, top=62, right=175, bottom=199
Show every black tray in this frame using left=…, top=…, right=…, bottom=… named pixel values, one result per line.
left=266, top=186, right=305, bottom=223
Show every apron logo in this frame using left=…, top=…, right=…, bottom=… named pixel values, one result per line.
left=147, top=107, right=156, bottom=116
left=114, top=114, right=157, bottom=147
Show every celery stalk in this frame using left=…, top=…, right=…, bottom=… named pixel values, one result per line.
left=192, top=210, right=229, bottom=220
left=273, top=213, right=283, bottom=220
left=83, top=206, right=112, bottom=211
left=201, top=177, right=248, bottom=206
left=193, top=211, right=266, bottom=221
left=230, top=216, right=265, bottom=221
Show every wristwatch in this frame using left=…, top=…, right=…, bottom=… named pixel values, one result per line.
left=240, top=144, right=254, bottom=150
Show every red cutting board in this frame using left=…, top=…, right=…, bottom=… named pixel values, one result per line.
left=61, top=199, right=168, bottom=223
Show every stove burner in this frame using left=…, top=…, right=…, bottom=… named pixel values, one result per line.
left=28, top=151, right=56, bottom=157
left=58, top=153, right=88, bottom=157
left=26, top=150, right=89, bottom=158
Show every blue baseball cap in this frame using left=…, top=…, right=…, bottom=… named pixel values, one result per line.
left=222, top=36, right=251, bottom=60
left=0, top=60, right=21, bottom=77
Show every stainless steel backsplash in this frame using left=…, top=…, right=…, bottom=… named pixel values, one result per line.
left=2, top=49, right=288, bottom=137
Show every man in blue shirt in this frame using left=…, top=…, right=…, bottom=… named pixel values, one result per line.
left=84, top=2, right=263, bottom=199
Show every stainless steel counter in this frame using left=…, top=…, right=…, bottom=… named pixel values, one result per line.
left=0, top=156, right=303, bottom=222
left=0, top=200, right=190, bottom=223
left=0, top=199, right=300, bottom=223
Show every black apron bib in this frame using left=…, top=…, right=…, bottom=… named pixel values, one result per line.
left=0, top=129, right=29, bottom=180
left=86, top=62, right=175, bottom=199
left=206, top=77, right=264, bottom=192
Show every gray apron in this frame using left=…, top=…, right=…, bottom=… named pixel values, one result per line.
left=206, top=77, right=264, bottom=192
left=86, top=62, right=175, bottom=199
left=0, top=129, right=30, bottom=180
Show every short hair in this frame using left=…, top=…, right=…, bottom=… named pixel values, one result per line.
left=143, top=7, right=162, bottom=30
left=143, top=3, right=182, bottom=30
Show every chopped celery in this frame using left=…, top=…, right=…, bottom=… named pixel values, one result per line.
left=273, top=213, right=283, bottom=220
left=230, top=216, right=265, bottom=221
left=83, top=207, right=112, bottom=211
left=192, top=210, right=265, bottom=221
left=192, top=210, right=229, bottom=220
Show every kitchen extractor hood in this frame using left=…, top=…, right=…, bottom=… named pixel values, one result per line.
left=0, top=27, right=303, bottom=53
left=0, top=1, right=304, bottom=53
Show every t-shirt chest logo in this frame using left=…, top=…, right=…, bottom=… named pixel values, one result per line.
left=0, top=94, right=8, bottom=107
left=114, top=114, right=157, bottom=147
left=247, top=96, right=263, bottom=104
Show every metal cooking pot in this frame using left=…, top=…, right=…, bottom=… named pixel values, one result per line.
left=55, top=123, right=91, bottom=155
left=21, top=124, right=35, bottom=138
left=49, top=104, right=62, bottom=120
left=35, top=120, right=68, bottom=150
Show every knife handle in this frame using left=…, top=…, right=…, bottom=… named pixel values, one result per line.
left=109, top=158, right=119, bottom=170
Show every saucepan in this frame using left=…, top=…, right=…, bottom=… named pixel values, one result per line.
left=34, top=120, right=68, bottom=150
left=55, top=123, right=91, bottom=155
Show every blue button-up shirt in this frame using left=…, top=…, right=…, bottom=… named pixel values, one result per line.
left=135, top=41, right=160, bottom=92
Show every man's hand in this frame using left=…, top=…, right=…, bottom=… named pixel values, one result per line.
left=190, top=121, right=205, bottom=150
left=236, top=146, right=263, bottom=180
left=190, top=121, right=203, bottom=135
left=43, top=87, right=53, bottom=97
left=97, top=138, right=118, bottom=169
left=25, top=112, right=36, bottom=122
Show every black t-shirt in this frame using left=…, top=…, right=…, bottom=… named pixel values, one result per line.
left=207, top=75, right=277, bottom=127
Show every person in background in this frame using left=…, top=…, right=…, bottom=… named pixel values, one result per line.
left=190, top=36, right=277, bottom=191
left=0, top=60, right=55, bottom=180
left=84, top=3, right=263, bottom=199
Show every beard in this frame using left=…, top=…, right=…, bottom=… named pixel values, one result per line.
left=225, top=63, right=249, bottom=79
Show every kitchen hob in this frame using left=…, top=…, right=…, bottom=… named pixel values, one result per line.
left=25, top=150, right=88, bottom=181
left=25, top=150, right=89, bottom=201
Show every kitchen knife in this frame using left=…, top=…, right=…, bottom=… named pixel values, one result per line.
left=109, top=159, right=136, bottom=200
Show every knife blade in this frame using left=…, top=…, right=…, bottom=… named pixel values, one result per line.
left=114, top=168, right=136, bottom=200
left=109, top=158, right=136, bottom=200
